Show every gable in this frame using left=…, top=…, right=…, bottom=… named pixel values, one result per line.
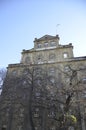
left=38, top=35, right=55, bottom=40
left=34, top=35, right=59, bottom=42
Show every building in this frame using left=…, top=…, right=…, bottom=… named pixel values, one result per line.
left=0, top=35, right=86, bottom=130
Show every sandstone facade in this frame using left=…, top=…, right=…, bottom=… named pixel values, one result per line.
left=0, top=35, right=86, bottom=130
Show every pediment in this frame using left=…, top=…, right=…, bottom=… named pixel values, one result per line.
left=39, top=35, right=55, bottom=40
left=35, top=35, right=58, bottom=42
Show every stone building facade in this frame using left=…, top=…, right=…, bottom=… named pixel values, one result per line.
left=0, top=35, right=86, bottom=130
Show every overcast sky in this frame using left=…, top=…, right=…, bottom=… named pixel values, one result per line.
left=0, top=0, right=86, bottom=68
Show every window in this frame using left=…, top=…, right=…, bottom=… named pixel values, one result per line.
left=63, top=52, right=68, bottom=58
left=2, top=125, right=7, bottom=130
left=38, top=57, right=41, bottom=62
left=49, top=54, right=55, bottom=61
left=35, top=92, right=40, bottom=98
left=50, top=77, right=55, bottom=83
left=12, top=70, right=17, bottom=76
left=50, top=126, right=56, bottom=130
left=65, top=77, right=70, bottom=84
left=50, top=91, right=55, bottom=97
left=50, top=41, right=56, bottom=46
left=37, top=44, right=41, bottom=48
left=36, top=68, right=42, bottom=75
left=48, top=110, right=55, bottom=118
left=18, top=126, right=22, bottom=130
left=23, top=69, right=29, bottom=75
left=49, top=67, right=55, bottom=75
left=64, top=65, right=70, bottom=72
left=68, top=126, right=74, bottom=130
left=20, top=108, right=24, bottom=117
left=82, top=91, right=86, bottom=98
left=35, top=127, right=38, bottom=130
left=37, top=55, right=43, bottom=63
left=82, top=77, right=86, bottom=84
left=84, top=106, right=86, bottom=114
left=44, top=42, right=48, bottom=47
left=25, top=57, right=30, bottom=64
left=37, top=79, right=41, bottom=85
left=22, top=80, right=27, bottom=85
left=34, top=108, right=39, bottom=117
left=2, top=128, right=6, bottom=130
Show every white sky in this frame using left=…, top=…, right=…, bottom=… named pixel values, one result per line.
left=0, top=0, right=86, bottom=68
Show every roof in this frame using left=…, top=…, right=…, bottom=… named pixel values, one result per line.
left=34, top=34, right=60, bottom=42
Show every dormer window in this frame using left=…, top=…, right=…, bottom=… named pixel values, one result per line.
left=37, top=43, right=41, bottom=48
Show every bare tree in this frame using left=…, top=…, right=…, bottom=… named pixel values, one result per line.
left=0, top=68, right=7, bottom=93
left=21, top=66, right=48, bottom=130
left=22, top=66, right=86, bottom=130
left=20, top=67, right=78, bottom=130
left=1, top=66, right=85, bottom=130
left=45, top=66, right=86, bottom=130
